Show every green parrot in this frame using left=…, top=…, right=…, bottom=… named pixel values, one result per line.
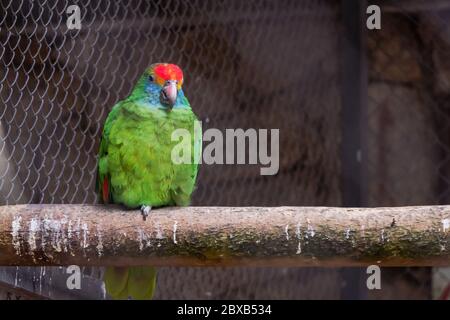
left=96, top=63, right=201, bottom=299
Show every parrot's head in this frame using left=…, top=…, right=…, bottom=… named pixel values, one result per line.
left=136, top=63, right=185, bottom=109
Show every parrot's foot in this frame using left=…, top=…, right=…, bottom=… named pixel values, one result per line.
left=140, top=205, right=152, bottom=221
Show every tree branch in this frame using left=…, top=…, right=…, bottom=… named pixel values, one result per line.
left=0, top=205, right=449, bottom=267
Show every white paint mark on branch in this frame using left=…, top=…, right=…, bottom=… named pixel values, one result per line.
left=306, top=219, right=315, bottom=238
left=345, top=229, right=351, bottom=240
left=296, top=242, right=302, bottom=254
left=285, top=225, right=290, bottom=241
left=43, top=215, right=64, bottom=253
left=28, top=217, right=40, bottom=262
left=155, top=223, right=164, bottom=247
left=75, top=218, right=81, bottom=241
left=67, top=219, right=75, bottom=256
left=295, top=223, right=301, bottom=238
left=442, top=219, right=450, bottom=232
left=138, top=229, right=144, bottom=251
left=96, top=229, right=104, bottom=257
left=81, top=223, right=89, bottom=249
left=67, top=220, right=73, bottom=240
left=11, top=215, right=22, bottom=255
left=295, top=223, right=302, bottom=254
left=173, top=221, right=178, bottom=244
left=41, top=215, right=48, bottom=250
left=61, top=216, right=69, bottom=253
left=137, top=228, right=151, bottom=250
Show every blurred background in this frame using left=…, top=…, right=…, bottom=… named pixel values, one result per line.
left=0, top=0, right=449, bottom=299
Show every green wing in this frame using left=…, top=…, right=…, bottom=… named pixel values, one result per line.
left=171, top=109, right=202, bottom=206
left=96, top=101, right=123, bottom=203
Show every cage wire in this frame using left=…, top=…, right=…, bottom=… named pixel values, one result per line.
left=0, top=0, right=448, bottom=299
left=367, top=0, right=450, bottom=299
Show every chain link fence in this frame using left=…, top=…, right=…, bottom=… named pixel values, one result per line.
left=368, top=0, right=450, bottom=299
left=0, top=0, right=448, bottom=299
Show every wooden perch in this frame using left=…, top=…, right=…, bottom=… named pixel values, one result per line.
left=0, top=205, right=449, bottom=267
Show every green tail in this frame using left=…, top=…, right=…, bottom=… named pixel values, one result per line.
left=104, top=266, right=157, bottom=300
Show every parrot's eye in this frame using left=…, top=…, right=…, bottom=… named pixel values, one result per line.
left=148, top=75, right=154, bottom=82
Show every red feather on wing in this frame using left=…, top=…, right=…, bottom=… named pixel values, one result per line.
left=102, top=177, right=109, bottom=203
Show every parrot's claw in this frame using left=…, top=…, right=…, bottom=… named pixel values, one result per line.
left=140, top=205, right=152, bottom=221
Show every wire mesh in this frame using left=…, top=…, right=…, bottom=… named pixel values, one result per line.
left=367, top=0, right=450, bottom=299
left=0, top=0, right=342, bottom=206
left=0, top=0, right=343, bottom=300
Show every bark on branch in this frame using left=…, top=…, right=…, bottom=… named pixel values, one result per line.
left=0, top=205, right=449, bottom=267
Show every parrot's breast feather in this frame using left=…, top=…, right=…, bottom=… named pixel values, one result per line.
left=99, top=102, right=200, bottom=208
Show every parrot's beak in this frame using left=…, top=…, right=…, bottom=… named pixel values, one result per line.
left=160, top=80, right=178, bottom=108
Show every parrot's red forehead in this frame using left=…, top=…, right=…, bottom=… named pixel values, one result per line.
left=154, top=64, right=183, bottom=82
